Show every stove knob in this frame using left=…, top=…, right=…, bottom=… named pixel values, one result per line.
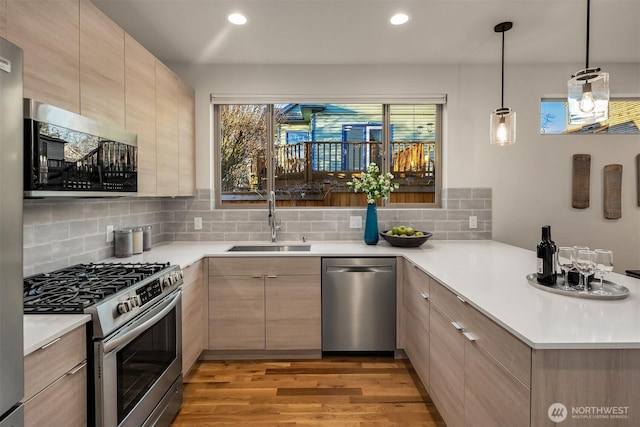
left=129, top=295, right=142, bottom=308
left=117, top=300, right=133, bottom=314
left=162, top=276, right=172, bottom=289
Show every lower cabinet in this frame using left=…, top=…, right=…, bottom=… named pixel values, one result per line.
left=208, top=257, right=321, bottom=352
left=23, top=325, right=87, bottom=427
left=402, top=259, right=431, bottom=388
left=411, top=276, right=532, bottom=427
left=181, top=259, right=206, bottom=374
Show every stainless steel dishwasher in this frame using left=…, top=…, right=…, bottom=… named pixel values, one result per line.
left=322, top=257, right=396, bottom=352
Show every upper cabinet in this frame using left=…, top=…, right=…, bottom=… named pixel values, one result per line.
left=6, top=0, right=80, bottom=113
left=79, top=0, right=125, bottom=128
left=6, top=0, right=195, bottom=197
left=155, top=60, right=179, bottom=196
left=0, top=1, right=7, bottom=37
left=178, top=79, right=196, bottom=196
left=125, top=34, right=157, bottom=196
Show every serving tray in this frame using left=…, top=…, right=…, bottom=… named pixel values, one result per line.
left=525, top=273, right=629, bottom=300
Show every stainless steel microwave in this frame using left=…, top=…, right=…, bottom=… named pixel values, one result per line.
left=23, top=99, right=138, bottom=197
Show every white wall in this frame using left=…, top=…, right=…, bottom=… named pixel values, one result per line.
left=170, top=62, right=640, bottom=273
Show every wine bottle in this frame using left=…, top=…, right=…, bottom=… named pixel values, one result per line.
left=537, top=226, right=556, bottom=286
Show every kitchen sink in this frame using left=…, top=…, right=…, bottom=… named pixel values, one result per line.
left=226, top=244, right=311, bottom=252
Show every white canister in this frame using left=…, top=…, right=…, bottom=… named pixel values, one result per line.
left=132, top=227, right=143, bottom=254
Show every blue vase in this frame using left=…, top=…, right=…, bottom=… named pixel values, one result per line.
left=364, top=203, right=379, bottom=245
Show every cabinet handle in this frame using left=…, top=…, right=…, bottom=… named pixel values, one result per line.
left=66, top=361, right=87, bottom=376
left=456, top=295, right=466, bottom=303
left=451, top=321, right=463, bottom=330
left=462, top=332, right=477, bottom=342
left=420, top=292, right=429, bottom=300
left=266, top=275, right=277, bottom=279
left=252, top=275, right=262, bottom=279
left=40, top=337, right=61, bottom=350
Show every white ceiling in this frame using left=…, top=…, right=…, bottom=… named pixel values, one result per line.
left=92, top=0, right=640, bottom=65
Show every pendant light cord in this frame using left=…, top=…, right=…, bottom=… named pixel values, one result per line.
left=501, top=30, right=505, bottom=108
left=585, top=0, right=590, bottom=68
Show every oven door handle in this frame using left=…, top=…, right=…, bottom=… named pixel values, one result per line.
left=103, top=290, right=181, bottom=355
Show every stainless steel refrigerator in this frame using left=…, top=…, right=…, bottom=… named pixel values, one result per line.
left=0, top=37, right=24, bottom=427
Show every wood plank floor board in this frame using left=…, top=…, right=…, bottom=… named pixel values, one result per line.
left=171, top=357, right=445, bottom=427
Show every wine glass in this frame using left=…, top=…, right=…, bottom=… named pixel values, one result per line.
left=593, top=249, right=614, bottom=296
left=572, top=246, right=589, bottom=289
left=575, top=250, right=596, bottom=293
left=557, top=247, right=575, bottom=291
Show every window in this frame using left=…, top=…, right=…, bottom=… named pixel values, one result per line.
left=214, top=101, right=442, bottom=208
left=540, top=98, right=640, bottom=134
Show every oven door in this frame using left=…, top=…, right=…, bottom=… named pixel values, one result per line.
left=95, top=289, right=182, bottom=427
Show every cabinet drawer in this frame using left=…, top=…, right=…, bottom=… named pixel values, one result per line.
left=24, top=361, right=87, bottom=427
left=465, top=305, right=531, bottom=387
left=209, top=257, right=320, bottom=277
left=403, top=260, right=430, bottom=295
left=24, top=326, right=86, bottom=402
left=182, top=259, right=203, bottom=286
left=429, top=279, right=468, bottom=326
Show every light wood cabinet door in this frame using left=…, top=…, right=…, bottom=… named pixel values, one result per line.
left=23, top=326, right=85, bottom=401
left=464, top=340, right=530, bottom=427
left=178, top=78, right=195, bottom=196
left=23, top=325, right=87, bottom=427
left=265, top=275, right=321, bottom=350
left=209, top=275, right=265, bottom=350
left=24, top=362, right=87, bottom=427
left=429, top=303, right=465, bottom=427
left=6, top=0, right=80, bottom=113
left=0, top=0, right=6, bottom=37
left=181, top=260, right=205, bottom=374
left=124, top=33, right=157, bottom=196
left=402, top=259, right=430, bottom=389
left=155, top=60, right=179, bottom=196
left=79, top=0, right=125, bottom=127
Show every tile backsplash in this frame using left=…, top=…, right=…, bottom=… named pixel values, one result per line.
left=23, top=188, right=491, bottom=275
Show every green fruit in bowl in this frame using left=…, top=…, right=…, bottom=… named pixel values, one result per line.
left=397, top=225, right=407, bottom=235
left=392, top=226, right=399, bottom=235
left=415, top=231, right=424, bottom=237
left=406, top=227, right=415, bottom=236
left=386, top=230, right=394, bottom=235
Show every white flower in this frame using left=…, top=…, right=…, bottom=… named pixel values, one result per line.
left=347, top=163, right=400, bottom=203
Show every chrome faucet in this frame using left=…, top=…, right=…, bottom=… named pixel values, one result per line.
left=268, top=190, right=281, bottom=243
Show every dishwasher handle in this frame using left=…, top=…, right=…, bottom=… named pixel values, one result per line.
left=325, top=265, right=394, bottom=274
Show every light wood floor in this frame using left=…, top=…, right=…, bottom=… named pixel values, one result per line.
left=171, top=357, right=446, bottom=427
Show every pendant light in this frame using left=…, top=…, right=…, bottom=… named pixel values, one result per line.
left=490, top=21, right=515, bottom=146
left=567, top=0, right=609, bottom=125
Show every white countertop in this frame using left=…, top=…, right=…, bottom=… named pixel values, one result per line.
left=25, top=239, right=640, bottom=352
left=24, top=314, right=91, bottom=356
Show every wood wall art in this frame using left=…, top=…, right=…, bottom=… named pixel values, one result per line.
left=572, top=154, right=591, bottom=209
left=603, top=164, right=622, bottom=220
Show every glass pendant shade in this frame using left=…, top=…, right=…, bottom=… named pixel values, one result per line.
left=567, top=67, right=609, bottom=125
left=490, top=107, right=516, bottom=146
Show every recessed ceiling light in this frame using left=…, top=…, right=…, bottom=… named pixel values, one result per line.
left=228, top=13, right=247, bottom=25
left=390, top=13, right=409, bottom=25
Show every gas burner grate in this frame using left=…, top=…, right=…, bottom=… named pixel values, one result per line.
left=23, top=262, right=171, bottom=313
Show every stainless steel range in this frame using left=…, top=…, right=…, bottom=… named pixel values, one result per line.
left=24, top=262, right=184, bottom=427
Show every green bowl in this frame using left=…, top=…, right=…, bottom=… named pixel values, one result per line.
left=379, top=230, right=432, bottom=247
